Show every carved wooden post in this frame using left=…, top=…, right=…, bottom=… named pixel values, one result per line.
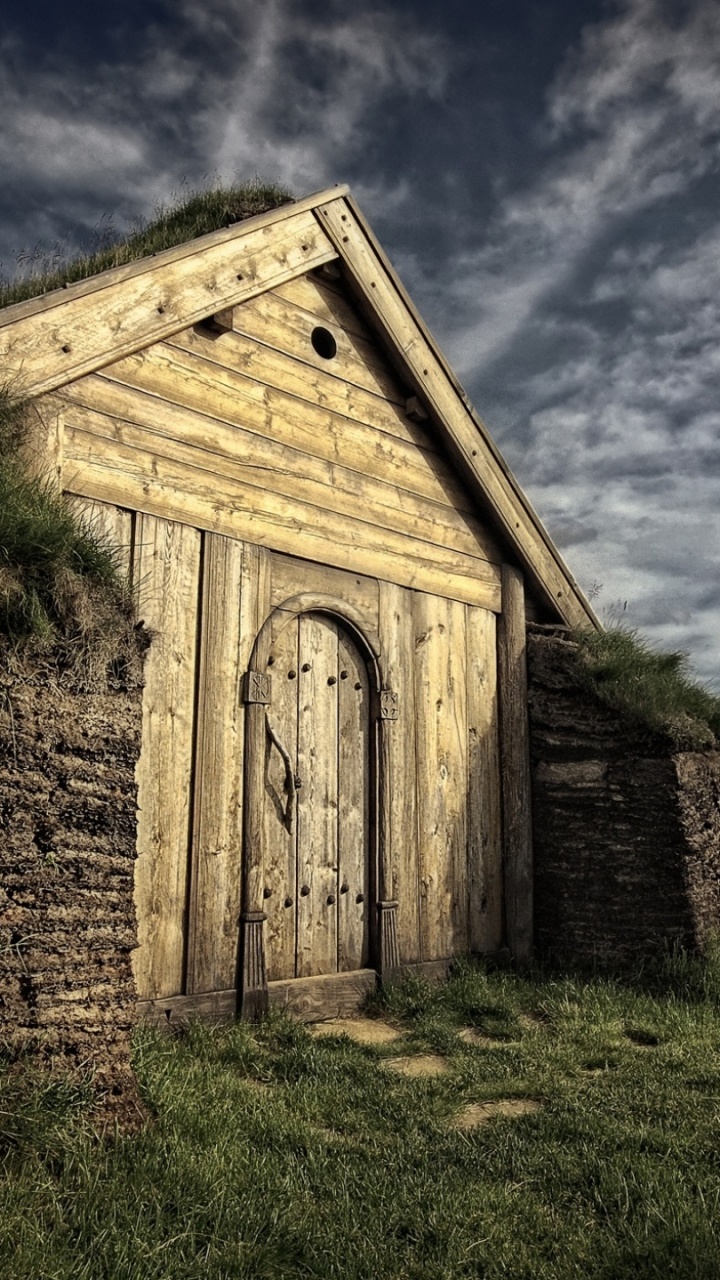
left=377, top=689, right=400, bottom=980
left=498, top=565, right=533, bottom=963
left=239, top=669, right=271, bottom=1018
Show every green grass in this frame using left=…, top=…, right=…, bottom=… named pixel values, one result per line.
left=0, top=390, right=132, bottom=657
left=574, top=626, right=720, bottom=749
left=0, top=180, right=293, bottom=310
left=3, top=957, right=720, bottom=1279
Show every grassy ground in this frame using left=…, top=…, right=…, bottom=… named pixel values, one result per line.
left=3, top=957, right=720, bottom=1280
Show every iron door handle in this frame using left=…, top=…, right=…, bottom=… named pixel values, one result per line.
left=265, top=711, right=300, bottom=834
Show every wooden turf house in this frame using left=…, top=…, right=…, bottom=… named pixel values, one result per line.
left=0, top=186, right=599, bottom=1021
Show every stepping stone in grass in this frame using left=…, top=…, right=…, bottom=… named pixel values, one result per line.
left=458, top=1028, right=520, bottom=1048
left=307, top=1019, right=403, bottom=1045
left=452, top=1099, right=541, bottom=1129
left=383, top=1054, right=449, bottom=1077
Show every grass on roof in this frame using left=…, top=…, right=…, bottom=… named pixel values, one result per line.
left=0, top=388, right=136, bottom=675
left=0, top=180, right=294, bottom=311
left=574, top=626, right=720, bottom=750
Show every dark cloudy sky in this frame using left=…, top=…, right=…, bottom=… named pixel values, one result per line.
left=2, top=0, right=719, bottom=682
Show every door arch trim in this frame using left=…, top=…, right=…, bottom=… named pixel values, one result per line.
left=248, top=592, right=383, bottom=691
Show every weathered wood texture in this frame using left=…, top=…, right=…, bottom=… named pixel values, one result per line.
left=498, top=566, right=533, bottom=963
left=413, top=592, right=469, bottom=960
left=132, top=515, right=201, bottom=999
left=467, top=606, right=504, bottom=953
left=0, top=192, right=344, bottom=397
left=260, top=610, right=371, bottom=983
left=378, top=581, right=420, bottom=963
left=56, top=270, right=503, bottom=610
left=185, top=535, right=244, bottom=994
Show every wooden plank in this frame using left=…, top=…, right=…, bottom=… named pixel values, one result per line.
left=61, top=379, right=501, bottom=564
left=267, top=969, right=377, bottom=1020
left=274, top=273, right=378, bottom=344
left=132, top=515, right=201, bottom=1000
left=62, top=430, right=502, bottom=610
left=498, top=565, right=533, bottom=962
left=337, top=630, right=370, bottom=971
left=0, top=187, right=347, bottom=328
left=232, top=285, right=406, bottom=402
left=270, top=553, right=380, bottom=634
left=296, top=614, right=339, bottom=977
left=413, top=592, right=468, bottom=960
left=137, top=988, right=237, bottom=1028
left=377, top=581, right=420, bottom=964
left=466, top=606, right=503, bottom=953
left=169, top=325, right=426, bottom=449
left=0, top=206, right=340, bottom=398
left=63, top=495, right=134, bottom=581
left=185, top=534, right=245, bottom=994
left=238, top=542, right=272, bottom=920
left=316, top=198, right=598, bottom=631
left=262, top=616, right=300, bottom=982
left=94, top=341, right=477, bottom=514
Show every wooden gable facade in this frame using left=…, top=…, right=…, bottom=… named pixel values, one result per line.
left=0, top=186, right=598, bottom=1021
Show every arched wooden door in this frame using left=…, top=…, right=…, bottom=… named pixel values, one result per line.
left=260, top=612, right=372, bottom=981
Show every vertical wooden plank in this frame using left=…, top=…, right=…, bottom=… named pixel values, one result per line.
left=262, top=617, right=300, bottom=982
left=377, top=580, right=420, bottom=964
left=238, top=542, right=272, bottom=919
left=238, top=542, right=272, bottom=1017
left=296, top=614, right=338, bottom=977
left=413, top=592, right=468, bottom=960
left=132, top=515, right=201, bottom=1000
left=498, top=565, right=533, bottom=962
left=337, top=630, right=370, bottom=971
left=466, top=605, right=504, bottom=953
left=185, top=534, right=244, bottom=994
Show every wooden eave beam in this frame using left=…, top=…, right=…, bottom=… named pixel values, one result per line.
left=0, top=186, right=347, bottom=399
left=315, top=195, right=600, bottom=631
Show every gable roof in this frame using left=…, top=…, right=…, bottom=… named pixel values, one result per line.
left=0, top=185, right=599, bottom=631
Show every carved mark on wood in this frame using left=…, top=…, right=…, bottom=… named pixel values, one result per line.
left=380, top=690, right=399, bottom=720
left=243, top=670, right=272, bottom=705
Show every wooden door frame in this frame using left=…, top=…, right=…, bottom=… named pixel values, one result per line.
left=238, top=592, right=400, bottom=1018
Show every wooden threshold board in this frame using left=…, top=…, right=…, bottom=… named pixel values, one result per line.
left=135, top=952, right=511, bottom=1027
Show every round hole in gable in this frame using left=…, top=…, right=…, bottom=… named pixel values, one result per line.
left=311, top=326, right=338, bottom=360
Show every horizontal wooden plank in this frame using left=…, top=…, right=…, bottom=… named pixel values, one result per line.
left=59, top=382, right=501, bottom=564
left=273, top=273, right=375, bottom=342
left=270, top=552, right=380, bottom=631
left=232, top=285, right=406, bottom=402
left=137, top=988, right=237, bottom=1027
left=62, top=435, right=502, bottom=610
left=267, top=970, right=377, bottom=1020
left=317, top=198, right=598, bottom=630
left=95, top=340, right=489, bottom=522
left=168, top=325, right=429, bottom=448
left=0, top=209, right=337, bottom=398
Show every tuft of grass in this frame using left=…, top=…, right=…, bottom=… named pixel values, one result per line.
left=0, top=389, right=135, bottom=669
left=0, top=179, right=293, bottom=310
left=574, top=626, right=720, bottom=749
left=4, top=957, right=720, bottom=1279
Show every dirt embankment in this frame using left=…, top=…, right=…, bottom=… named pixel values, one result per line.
left=0, top=647, right=145, bottom=1122
left=528, top=630, right=720, bottom=965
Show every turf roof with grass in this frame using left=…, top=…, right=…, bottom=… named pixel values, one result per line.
left=0, top=182, right=293, bottom=658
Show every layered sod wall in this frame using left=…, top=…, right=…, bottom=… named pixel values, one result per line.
left=528, top=629, right=720, bottom=966
left=0, top=653, right=143, bottom=1109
